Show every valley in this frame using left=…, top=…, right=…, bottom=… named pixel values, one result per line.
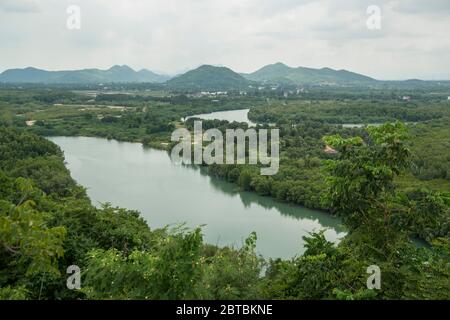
left=0, top=74, right=449, bottom=300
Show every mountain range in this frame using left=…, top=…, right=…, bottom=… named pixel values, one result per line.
left=0, top=65, right=170, bottom=84
left=0, top=63, right=378, bottom=88
left=241, top=62, right=376, bottom=85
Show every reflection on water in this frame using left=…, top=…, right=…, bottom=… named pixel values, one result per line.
left=195, top=166, right=345, bottom=231
left=49, top=136, right=346, bottom=259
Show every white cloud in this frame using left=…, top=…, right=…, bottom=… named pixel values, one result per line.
left=0, top=0, right=449, bottom=79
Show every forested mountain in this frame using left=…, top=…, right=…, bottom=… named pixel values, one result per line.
left=2, top=63, right=447, bottom=89
left=242, top=62, right=376, bottom=85
left=166, top=65, right=252, bottom=91
left=0, top=65, right=170, bottom=84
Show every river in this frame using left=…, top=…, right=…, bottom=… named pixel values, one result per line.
left=184, top=108, right=256, bottom=126
left=184, top=108, right=379, bottom=129
left=49, top=137, right=345, bottom=259
left=49, top=109, right=348, bottom=259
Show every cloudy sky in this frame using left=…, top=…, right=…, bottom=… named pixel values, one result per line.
left=1, top=0, right=449, bottom=79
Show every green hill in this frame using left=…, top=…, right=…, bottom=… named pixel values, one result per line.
left=243, top=62, right=376, bottom=85
left=167, top=65, right=252, bottom=91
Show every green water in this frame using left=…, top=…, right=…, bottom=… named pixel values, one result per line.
left=49, top=136, right=345, bottom=259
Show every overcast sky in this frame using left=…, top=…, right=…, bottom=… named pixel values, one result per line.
left=1, top=0, right=449, bottom=79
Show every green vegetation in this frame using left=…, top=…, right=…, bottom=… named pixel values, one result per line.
left=243, top=62, right=375, bottom=85
left=0, top=85, right=449, bottom=300
left=204, top=120, right=358, bottom=209
left=0, top=87, right=262, bottom=149
left=249, top=99, right=449, bottom=124
left=0, top=124, right=448, bottom=300
left=167, top=65, right=253, bottom=92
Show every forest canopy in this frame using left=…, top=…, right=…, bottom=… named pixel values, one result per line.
left=0, top=122, right=448, bottom=300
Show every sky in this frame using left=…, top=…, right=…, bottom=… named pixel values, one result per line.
left=1, top=0, right=450, bottom=80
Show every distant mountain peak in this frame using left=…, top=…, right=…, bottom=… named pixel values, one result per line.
left=109, top=65, right=134, bottom=72
left=167, top=64, right=251, bottom=91
left=273, top=62, right=290, bottom=67
left=263, top=62, right=291, bottom=69
left=24, top=66, right=41, bottom=71
left=197, top=64, right=230, bottom=71
left=138, top=68, right=156, bottom=74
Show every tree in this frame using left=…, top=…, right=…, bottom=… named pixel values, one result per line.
left=0, top=178, right=66, bottom=299
left=322, top=122, right=410, bottom=235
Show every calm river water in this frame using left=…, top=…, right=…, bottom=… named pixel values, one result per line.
left=49, top=109, right=346, bottom=259
left=49, top=109, right=345, bottom=258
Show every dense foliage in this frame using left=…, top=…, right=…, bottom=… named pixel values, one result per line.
left=249, top=99, right=449, bottom=124
left=0, top=124, right=448, bottom=300
left=0, top=86, right=449, bottom=300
